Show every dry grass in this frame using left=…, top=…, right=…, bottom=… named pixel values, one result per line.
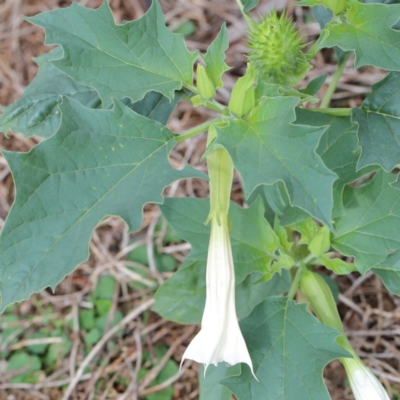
left=0, top=0, right=399, bottom=399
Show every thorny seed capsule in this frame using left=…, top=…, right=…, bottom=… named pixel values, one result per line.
left=247, top=10, right=311, bottom=87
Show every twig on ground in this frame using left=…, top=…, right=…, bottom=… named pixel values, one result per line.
left=62, top=298, right=155, bottom=400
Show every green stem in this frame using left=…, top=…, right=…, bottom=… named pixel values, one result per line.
left=183, top=83, right=200, bottom=95
left=302, top=254, right=316, bottom=265
left=306, top=108, right=351, bottom=117
left=203, top=100, right=226, bottom=113
left=320, top=53, right=350, bottom=108
left=182, top=83, right=226, bottom=113
left=287, top=268, right=302, bottom=300
left=175, top=117, right=222, bottom=143
left=234, top=0, right=254, bottom=26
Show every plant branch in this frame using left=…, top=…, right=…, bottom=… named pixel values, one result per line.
left=287, top=268, right=303, bottom=300
left=306, top=108, right=351, bottom=117
left=182, top=83, right=226, bottom=113
left=175, top=117, right=223, bottom=143
left=234, top=0, right=254, bottom=26
left=320, top=53, right=350, bottom=108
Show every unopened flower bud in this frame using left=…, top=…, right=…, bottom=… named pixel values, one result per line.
left=197, top=64, right=216, bottom=99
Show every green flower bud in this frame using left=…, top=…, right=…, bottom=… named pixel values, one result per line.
left=247, top=10, right=311, bottom=87
left=228, top=63, right=255, bottom=117
left=300, top=270, right=345, bottom=335
left=196, top=64, right=216, bottom=99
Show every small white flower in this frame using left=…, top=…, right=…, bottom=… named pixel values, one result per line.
left=341, top=356, right=390, bottom=400
left=181, top=216, right=255, bottom=377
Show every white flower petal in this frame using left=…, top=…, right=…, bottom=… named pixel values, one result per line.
left=182, top=218, right=255, bottom=378
left=342, top=357, right=390, bottom=400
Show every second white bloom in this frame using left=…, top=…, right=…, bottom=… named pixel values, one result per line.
left=341, top=356, right=390, bottom=400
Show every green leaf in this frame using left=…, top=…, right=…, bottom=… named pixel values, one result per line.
left=122, top=90, right=183, bottom=126
left=202, top=24, right=230, bottom=89
left=332, top=170, right=400, bottom=273
left=296, top=109, right=377, bottom=217
left=240, top=0, right=260, bottom=12
left=247, top=182, right=309, bottom=226
left=0, top=98, right=203, bottom=312
left=311, top=6, right=349, bottom=62
left=154, top=197, right=290, bottom=324
left=318, top=1, right=400, bottom=71
left=154, top=259, right=290, bottom=324
left=235, top=271, right=291, bottom=318
left=0, top=49, right=183, bottom=139
left=292, top=218, right=330, bottom=256
left=373, top=249, right=400, bottom=295
left=221, top=297, right=349, bottom=400
left=0, top=47, right=100, bottom=138
left=200, top=364, right=240, bottom=400
left=27, top=1, right=196, bottom=108
left=255, top=81, right=319, bottom=104
left=353, top=72, right=400, bottom=172
left=300, top=74, right=328, bottom=96
left=314, top=253, right=356, bottom=274
left=160, top=197, right=279, bottom=283
left=92, top=275, right=116, bottom=300
left=145, top=359, right=178, bottom=400
left=6, top=352, right=42, bottom=383
left=216, top=97, right=337, bottom=228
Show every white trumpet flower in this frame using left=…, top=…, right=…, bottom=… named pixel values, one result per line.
left=182, top=128, right=255, bottom=376
left=341, top=356, right=390, bottom=400
left=181, top=216, right=255, bottom=375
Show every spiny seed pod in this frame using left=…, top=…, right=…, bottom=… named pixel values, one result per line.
left=247, top=10, right=311, bottom=87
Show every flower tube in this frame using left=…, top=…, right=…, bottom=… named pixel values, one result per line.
left=341, top=356, right=390, bottom=400
left=181, top=126, right=255, bottom=376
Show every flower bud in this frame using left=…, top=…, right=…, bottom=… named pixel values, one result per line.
left=228, top=63, right=255, bottom=117
left=300, top=270, right=344, bottom=335
left=197, top=64, right=216, bottom=99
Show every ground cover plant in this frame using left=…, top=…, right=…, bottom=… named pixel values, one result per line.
left=1, top=0, right=400, bottom=398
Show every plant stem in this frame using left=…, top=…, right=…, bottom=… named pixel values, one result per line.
left=234, top=0, right=254, bottom=26
left=183, top=83, right=200, bottom=95
left=320, top=53, right=350, bottom=108
left=175, top=117, right=223, bottom=143
left=287, top=268, right=302, bottom=300
left=182, top=83, right=226, bottom=113
left=306, top=107, right=351, bottom=117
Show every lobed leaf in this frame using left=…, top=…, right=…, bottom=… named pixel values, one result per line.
left=0, top=98, right=203, bottom=311
left=215, top=97, right=337, bottom=228
left=221, top=297, right=349, bottom=400
left=0, top=47, right=100, bottom=138
left=27, top=0, right=197, bottom=108
left=373, top=249, right=400, bottom=295
left=202, top=23, right=230, bottom=89
left=296, top=110, right=378, bottom=217
left=353, top=72, right=400, bottom=172
left=318, top=1, right=400, bottom=71
left=332, top=170, right=400, bottom=274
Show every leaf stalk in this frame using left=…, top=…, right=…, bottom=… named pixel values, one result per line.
left=175, top=117, right=223, bottom=143
left=320, top=53, right=350, bottom=108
